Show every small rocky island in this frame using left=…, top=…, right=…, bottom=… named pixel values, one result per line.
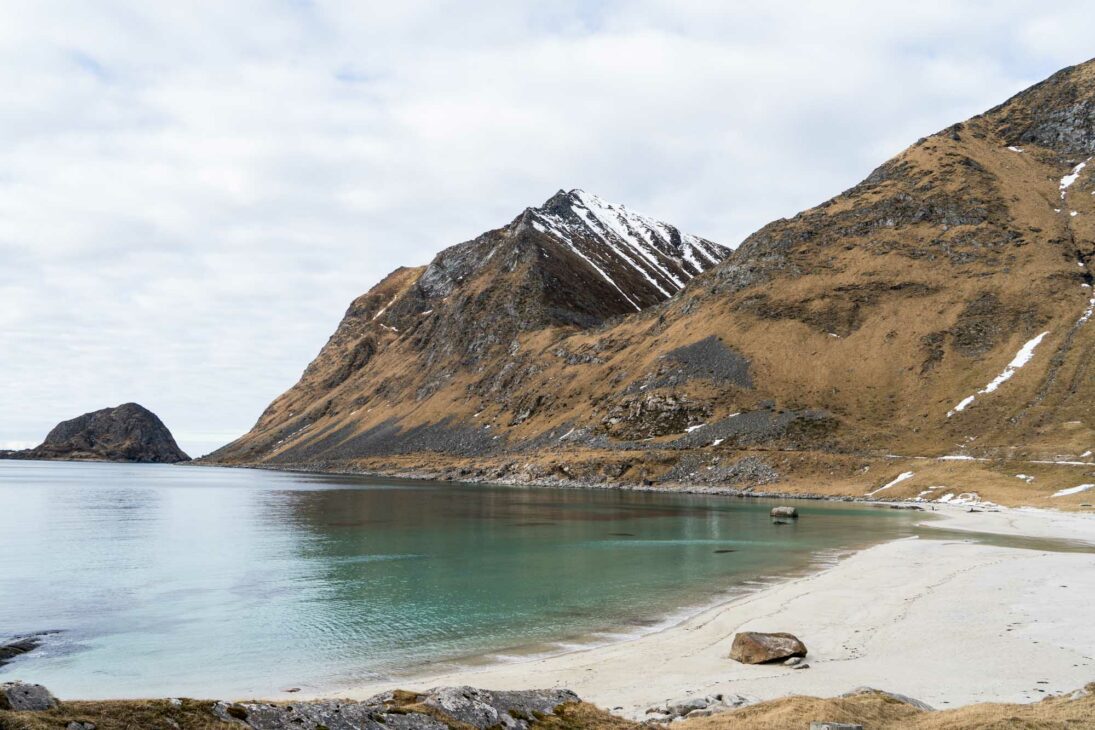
left=0, top=403, right=190, bottom=463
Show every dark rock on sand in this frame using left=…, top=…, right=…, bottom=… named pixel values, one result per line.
left=730, top=631, right=808, bottom=664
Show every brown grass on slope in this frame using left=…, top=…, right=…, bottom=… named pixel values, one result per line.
left=2, top=690, right=1093, bottom=730
left=678, top=686, right=1095, bottom=729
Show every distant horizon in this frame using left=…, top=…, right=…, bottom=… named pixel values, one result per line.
left=1, top=1, right=1091, bottom=456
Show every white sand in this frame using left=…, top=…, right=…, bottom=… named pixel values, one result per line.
left=344, top=504, right=1095, bottom=717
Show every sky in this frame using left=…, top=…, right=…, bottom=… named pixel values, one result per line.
left=0, top=1, right=1091, bottom=457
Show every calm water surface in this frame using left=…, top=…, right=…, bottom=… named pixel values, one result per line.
left=0, top=460, right=923, bottom=698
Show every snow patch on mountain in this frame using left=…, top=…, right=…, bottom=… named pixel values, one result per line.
left=867, top=471, right=914, bottom=496
left=526, top=189, right=727, bottom=310
left=1060, top=159, right=1089, bottom=198
left=947, top=332, right=1050, bottom=416
left=1053, top=484, right=1095, bottom=498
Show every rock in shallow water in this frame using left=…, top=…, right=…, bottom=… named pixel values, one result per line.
left=0, top=637, right=44, bottom=668
left=729, top=631, right=807, bottom=664
left=769, top=506, right=798, bottom=518
left=0, top=681, right=59, bottom=711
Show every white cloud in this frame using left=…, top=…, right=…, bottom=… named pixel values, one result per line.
left=0, top=0, right=1090, bottom=456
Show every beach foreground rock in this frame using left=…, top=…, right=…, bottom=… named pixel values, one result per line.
left=729, top=631, right=807, bottom=664
left=212, top=686, right=580, bottom=730
left=0, top=681, right=58, bottom=711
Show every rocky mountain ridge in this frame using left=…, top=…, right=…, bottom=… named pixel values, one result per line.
left=0, top=403, right=190, bottom=463
left=207, top=189, right=729, bottom=464
left=208, top=58, right=1095, bottom=507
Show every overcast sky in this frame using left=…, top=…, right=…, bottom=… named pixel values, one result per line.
left=0, top=1, right=1090, bottom=456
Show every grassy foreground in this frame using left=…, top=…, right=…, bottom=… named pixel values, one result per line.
left=676, top=687, right=1095, bottom=729
left=2, top=687, right=1093, bottom=730
left=0, top=698, right=628, bottom=730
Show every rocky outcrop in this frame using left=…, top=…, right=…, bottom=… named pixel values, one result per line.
left=770, top=506, right=798, bottom=519
left=212, top=687, right=581, bottom=730
left=0, top=403, right=189, bottom=463
left=0, top=632, right=56, bottom=668
left=0, top=681, right=58, bottom=711
left=729, top=631, right=808, bottom=664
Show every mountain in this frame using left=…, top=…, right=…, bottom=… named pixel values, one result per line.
left=206, top=189, right=728, bottom=464
left=209, top=59, right=1095, bottom=506
left=0, top=403, right=190, bottom=463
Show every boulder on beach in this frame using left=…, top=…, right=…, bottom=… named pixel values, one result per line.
left=730, top=631, right=807, bottom=664
left=0, top=681, right=58, bottom=711
left=770, top=506, right=798, bottom=518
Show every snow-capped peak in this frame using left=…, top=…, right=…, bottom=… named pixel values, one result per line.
left=524, top=189, right=728, bottom=311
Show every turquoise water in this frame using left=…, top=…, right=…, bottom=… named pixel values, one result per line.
left=0, top=460, right=922, bottom=698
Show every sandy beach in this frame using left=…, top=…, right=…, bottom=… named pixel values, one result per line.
left=346, top=504, right=1095, bottom=718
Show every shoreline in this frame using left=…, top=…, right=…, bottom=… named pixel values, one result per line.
left=186, top=458, right=903, bottom=504
left=7, top=458, right=1094, bottom=716
left=332, top=503, right=1095, bottom=719
left=338, top=539, right=872, bottom=696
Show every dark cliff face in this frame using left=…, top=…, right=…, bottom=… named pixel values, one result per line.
left=1, top=403, right=190, bottom=463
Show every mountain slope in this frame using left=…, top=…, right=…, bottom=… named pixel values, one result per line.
left=210, top=59, right=1095, bottom=506
left=208, top=190, right=728, bottom=464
